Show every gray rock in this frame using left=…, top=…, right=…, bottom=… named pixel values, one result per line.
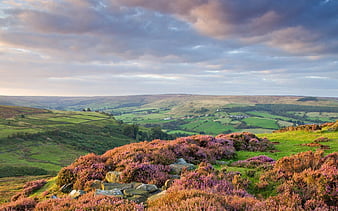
left=105, top=171, right=122, bottom=183
left=90, top=180, right=102, bottom=189
left=69, top=190, right=86, bottom=199
left=136, top=184, right=158, bottom=193
left=59, top=183, right=73, bottom=193
left=95, top=189, right=123, bottom=197
left=215, top=160, right=228, bottom=165
left=123, top=188, right=149, bottom=197
left=169, top=163, right=195, bottom=175
left=128, top=194, right=148, bottom=203
left=101, top=183, right=132, bottom=190
left=176, top=158, right=188, bottom=165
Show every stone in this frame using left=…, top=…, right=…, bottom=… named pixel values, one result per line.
left=176, top=158, right=188, bottom=165
left=90, top=180, right=102, bottom=189
left=123, top=188, right=149, bottom=197
left=59, top=183, right=73, bottom=193
left=128, top=194, right=148, bottom=203
left=215, top=160, right=228, bottom=165
left=95, top=189, right=123, bottom=197
left=105, top=171, right=122, bottom=183
left=69, top=190, right=86, bottom=199
left=136, top=184, right=158, bottom=193
left=101, top=183, right=132, bottom=190
left=147, top=190, right=167, bottom=202
left=169, top=163, right=195, bottom=175
left=162, top=179, right=175, bottom=190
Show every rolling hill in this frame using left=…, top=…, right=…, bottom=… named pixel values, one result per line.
left=1, top=95, right=338, bottom=136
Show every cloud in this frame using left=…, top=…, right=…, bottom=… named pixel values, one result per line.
left=0, top=0, right=337, bottom=97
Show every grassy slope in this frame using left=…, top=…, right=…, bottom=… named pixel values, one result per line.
left=0, top=106, right=133, bottom=174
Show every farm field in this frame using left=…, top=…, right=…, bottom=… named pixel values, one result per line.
left=1, top=95, right=338, bottom=136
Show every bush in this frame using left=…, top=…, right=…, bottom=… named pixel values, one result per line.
left=11, top=179, right=47, bottom=201
left=120, top=163, right=171, bottom=186
left=258, top=151, right=338, bottom=208
left=231, top=155, right=275, bottom=169
left=0, top=197, right=36, bottom=211
left=35, top=192, right=144, bottom=211
left=216, top=132, right=275, bottom=151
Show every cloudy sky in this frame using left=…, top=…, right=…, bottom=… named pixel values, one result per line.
left=0, top=0, right=337, bottom=97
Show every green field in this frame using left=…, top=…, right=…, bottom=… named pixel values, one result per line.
left=1, top=95, right=338, bottom=136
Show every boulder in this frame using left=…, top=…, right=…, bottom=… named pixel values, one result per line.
left=128, top=194, right=148, bottom=203
left=105, top=171, right=122, bottom=183
left=69, top=190, right=86, bottom=199
left=136, top=184, right=158, bottom=193
left=162, top=179, right=175, bottom=190
left=169, top=163, right=195, bottom=175
left=176, top=158, right=188, bottom=165
left=90, top=180, right=102, bottom=189
left=59, top=183, right=73, bottom=193
left=101, top=183, right=132, bottom=190
left=123, top=188, right=149, bottom=197
left=95, top=189, right=123, bottom=197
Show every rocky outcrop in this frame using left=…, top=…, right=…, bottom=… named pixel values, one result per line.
left=95, top=182, right=160, bottom=203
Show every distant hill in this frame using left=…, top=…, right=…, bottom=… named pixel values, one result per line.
left=0, top=105, right=172, bottom=177
left=1, top=95, right=338, bottom=136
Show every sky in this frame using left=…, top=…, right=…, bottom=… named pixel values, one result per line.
left=0, top=0, right=337, bottom=97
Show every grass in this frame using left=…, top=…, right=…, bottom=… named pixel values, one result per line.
left=232, top=130, right=338, bottom=162
left=0, top=106, right=134, bottom=176
left=243, top=117, right=279, bottom=130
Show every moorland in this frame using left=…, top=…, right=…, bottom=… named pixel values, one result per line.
left=0, top=95, right=337, bottom=210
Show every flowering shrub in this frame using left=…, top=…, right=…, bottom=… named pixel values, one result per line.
left=0, top=197, right=36, bottom=211
left=170, top=162, right=251, bottom=197
left=258, top=151, right=338, bottom=208
left=34, top=192, right=144, bottom=211
left=147, top=189, right=233, bottom=211
left=11, top=179, right=47, bottom=201
left=231, top=155, right=275, bottom=169
left=56, top=153, right=107, bottom=191
left=120, top=163, right=171, bottom=186
left=216, top=132, right=275, bottom=151
left=56, top=135, right=237, bottom=190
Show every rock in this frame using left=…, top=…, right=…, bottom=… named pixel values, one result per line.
left=101, top=183, right=132, bottom=190
left=136, top=184, right=158, bottom=193
left=95, top=189, right=123, bottom=197
left=123, top=188, right=149, bottom=197
left=215, top=160, right=228, bottom=165
left=59, top=183, right=73, bottom=193
left=69, top=190, right=86, bottom=199
left=105, top=171, right=122, bottom=183
left=90, top=180, right=102, bottom=189
left=128, top=194, right=148, bottom=203
left=169, top=163, right=195, bottom=175
left=147, top=190, right=167, bottom=202
left=176, top=158, right=188, bottom=165
left=162, top=179, right=175, bottom=190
